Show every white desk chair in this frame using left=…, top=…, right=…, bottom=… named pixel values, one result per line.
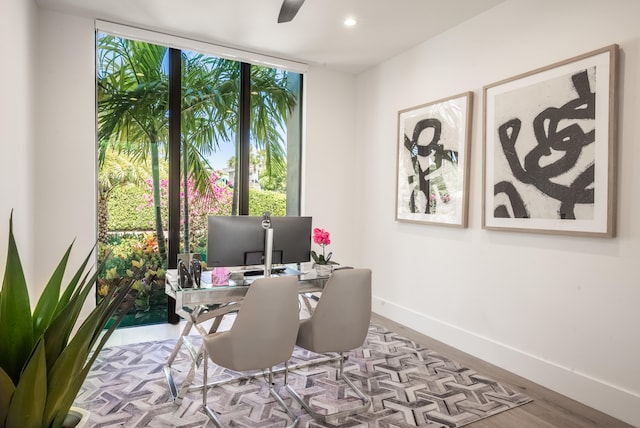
left=285, top=268, right=372, bottom=422
left=201, top=275, right=300, bottom=427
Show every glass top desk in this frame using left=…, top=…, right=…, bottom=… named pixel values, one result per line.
left=164, top=266, right=328, bottom=402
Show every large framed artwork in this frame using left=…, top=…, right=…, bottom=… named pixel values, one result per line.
left=396, top=92, right=473, bottom=227
left=483, top=44, right=619, bottom=237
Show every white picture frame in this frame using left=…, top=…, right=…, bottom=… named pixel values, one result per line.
left=482, top=45, right=619, bottom=237
left=396, top=92, right=473, bottom=227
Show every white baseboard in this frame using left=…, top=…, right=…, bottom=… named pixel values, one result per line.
left=372, top=296, right=640, bottom=427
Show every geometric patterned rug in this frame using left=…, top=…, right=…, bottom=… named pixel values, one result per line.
left=74, top=324, right=531, bottom=427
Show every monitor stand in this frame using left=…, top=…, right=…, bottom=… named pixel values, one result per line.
left=264, top=227, right=273, bottom=277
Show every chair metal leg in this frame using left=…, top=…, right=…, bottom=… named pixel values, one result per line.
left=268, top=365, right=299, bottom=428
left=201, top=351, right=298, bottom=427
left=285, top=352, right=371, bottom=422
left=201, top=348, right=225, bottom=428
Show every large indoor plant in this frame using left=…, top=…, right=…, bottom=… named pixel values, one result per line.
left=0, top=213, right=134, bottom=428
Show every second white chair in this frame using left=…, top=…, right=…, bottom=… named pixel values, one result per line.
left=286, top=268, right=372, bottom=422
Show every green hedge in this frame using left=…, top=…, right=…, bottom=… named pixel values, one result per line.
left=107, top=185, right=156, bottom=231
left=248, top=189, right=286, bottom=216
left=108, top=185, right=286, bottom=231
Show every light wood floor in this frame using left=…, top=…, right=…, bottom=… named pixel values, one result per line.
left=371, top=313, right=633, bottom=428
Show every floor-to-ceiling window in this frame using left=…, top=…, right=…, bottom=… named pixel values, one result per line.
left=96, top=24, right=304, bottom=327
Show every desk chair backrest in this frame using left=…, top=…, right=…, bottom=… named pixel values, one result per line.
left=297, top=268, right=372, bottom=354
left=202, top=275, right=299, bottom=372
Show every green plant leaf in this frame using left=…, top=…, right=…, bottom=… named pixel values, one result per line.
left=0, top=215, right=136, bottom=428
left=42, top=308, right=101, bottom=427
left=43, top=249, right=104, bottom=373
left=0, top=366, right=16, bottom=426
left=32, top=243, right=73, bottom=340
left=55, top=248, right=94, bottom=316
left=44, top=279, right=133, bottom=428
left=5, top=338, right=47, bottom=428
left=0, top=213, right=34, bottom=385
left=50, top=292, right=132, bottom=428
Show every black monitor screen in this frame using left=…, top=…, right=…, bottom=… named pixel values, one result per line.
left=206, top=215, right=312, bottom=267
left=271, top=216, right=313, bottom=265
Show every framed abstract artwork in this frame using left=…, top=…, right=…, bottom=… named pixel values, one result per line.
left=396, top=92, right=473, bottom=227
left=483, top=44, right=619, bottom=237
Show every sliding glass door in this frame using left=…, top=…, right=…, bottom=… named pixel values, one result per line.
left=96, top=32, right=303, bottom=327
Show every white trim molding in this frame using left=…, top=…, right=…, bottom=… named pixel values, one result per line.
left=95, top=20, right=308, bottom=74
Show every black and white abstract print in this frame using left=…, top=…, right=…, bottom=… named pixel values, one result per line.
left=396, top=94, right=471, bottom=226
left=492, top=67, right=597, bottom=221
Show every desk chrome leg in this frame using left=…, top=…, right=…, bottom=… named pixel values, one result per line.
left=164, top=319, right=195, bottom=402
left=300, top=293, right=319, bottom=316
left=177, top=340, right=205, bottom=401
left=210, top=315, right=224, bottom=333
left=164, top=311, right=229, bottom=403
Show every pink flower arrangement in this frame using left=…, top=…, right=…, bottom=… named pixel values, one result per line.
left=311, top=227, right=339, bottom=265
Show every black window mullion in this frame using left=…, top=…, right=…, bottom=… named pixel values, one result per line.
left=168, top=47, right=182, bottom=268
left=238, top=62, right=251, bottom=215
left=167, top=47, right=182, bottom=324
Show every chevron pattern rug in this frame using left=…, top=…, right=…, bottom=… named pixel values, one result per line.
left=74, top=324, right=531, bottom=427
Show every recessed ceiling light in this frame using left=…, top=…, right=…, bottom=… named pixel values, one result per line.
left=344, top=17, right=357, bottom=27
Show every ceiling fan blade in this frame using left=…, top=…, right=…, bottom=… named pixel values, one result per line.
left=278, top=0, right=306, bottom=23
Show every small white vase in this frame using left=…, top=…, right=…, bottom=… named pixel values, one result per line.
left=62, top=407, right=90, bottom=428
left=314, top=264, right=333, bottom=277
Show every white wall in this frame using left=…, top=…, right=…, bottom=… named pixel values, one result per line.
left=357, top=0, right=640, bottom=425
left=34, top=9, right=98, bottom=287
left=0, top=0, right=37, bottom=286
left=303, top=67, right=361, bottom=268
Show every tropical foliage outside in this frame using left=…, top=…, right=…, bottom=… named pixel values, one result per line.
left=96, top=35, right=298, bottom=327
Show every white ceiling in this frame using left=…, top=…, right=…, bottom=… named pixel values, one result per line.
left=35, top=0, right=505, bottom=74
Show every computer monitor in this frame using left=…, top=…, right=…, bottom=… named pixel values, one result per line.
left=271, top=216, right=313, bottom=265
left=206, top=215, right=312, bottom=268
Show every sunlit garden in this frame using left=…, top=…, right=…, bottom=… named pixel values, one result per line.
left=96, top=34, right=298, bottom=327
left=98, top=170, right=287, bottom=327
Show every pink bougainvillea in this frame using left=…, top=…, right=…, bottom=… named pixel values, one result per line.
left=141, top=172, right=234, bottom=251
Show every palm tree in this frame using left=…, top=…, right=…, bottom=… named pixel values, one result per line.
left=97, top=35, right=298, bottom=258
left=250, top=66, right=296, bottom=188
left=98, top=37, right=171, bottom=259
left=179, top=54, right=238, bottom=249
left=97, top=143, right=150, bottom=244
